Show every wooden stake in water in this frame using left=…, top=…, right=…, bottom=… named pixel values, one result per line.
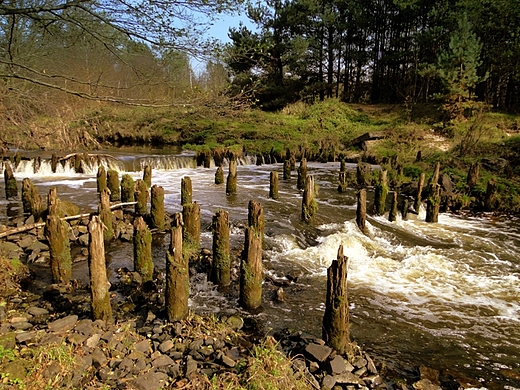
left=389, top=191, right=398, bottom=222
left=88, top=215, right=113, bottom=324
left=283, top=160, right=291, bottom=180
left=22, top=178, right=43, bottom=220
left=211, top=209, right=231, bottom=287
left=98, top=188, right=114, bottom=242
left=120, top=174, right=135, bottom=203
left=374, top=170, right=388, bottom=216
left=322, top=245, right=350, bottom=355
left=356, top=189, right=367, bottom=234
left=215, top=166, right=224, bottom=185
left=107, top=169, right=121, bottom=202
left=182, top=201, right=200, bottom=249
left=269, top=171, right=279, bottom=200
left=96, top=165, right=107, bottom=194
left=426, top=183, right=441, bottom=223
left=134, top=216, right=153, bottom=282
left=467, top=162, right=480, bottom=192
left=51, top=153, right=59, bottom=173
left=338, top=171, right=348, bottom=193
left=134, top=179, right=148, bottom=216
left=166, top=213, right=189, bottom=322
left=302, top=175, right=316, bottom=222
left=414, top=172, right=425, bottom=213
left=226, top=159, right=237, bottom=195
left=151, top=185, right=166, bottom=231
left=484, top=179, right=497, bottom=211
left=181, top=176, right=192, bottom=205
left=143, top=165, right=152, bottom=188
left=297, top=158, right=308, bottom=190
left=4, top=162, right=18, bottom=199
left=240, top=200, right=264, bottom=310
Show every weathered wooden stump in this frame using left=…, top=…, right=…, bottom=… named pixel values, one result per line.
left=215, top=166, right=224, bottom=185
left=269, top=171, right=279, bottom=200
left=389, top=191, right=398, bottom=222
left=134, top=179, right=149, bottom=216
left=22, top=178, right=43, bottom=220
left=226, top=159, right=237, bottom=195
left=143, top=165, right=152, bottom=188
left=484, top=179, right=497, bottom=211
left=401, top=197, right=410, bottom=221
left=338, top=171, right=348, bottom=193
left=166, top=213, right=189, bottom=322
left=134, top=216, right=154, bottom=282
left=431, top=162, right=441, bottom=184
left=426, top=183, right=441, bottom=223
left=182, top=202, right=201, bottom=249
left=46, top=188, right=72, bottom=284
left=356, top=163, right=371, bottom=186
left=414, top=172, right=425, bottom=212
left=340, top=160, right=346, bottom=172
left=297, top=158, right=308, bottom=191
left=181, top=176, right=192, bottom=205
left=88, top=215, right=113, bottom=324
left=151, top=185, right=166, bottom=231
left=283, top=160, right=291, bottom=180
left=467, top=162, right=480, bottom=192
left=211, top=209, right=231, bottom=287
left=302, top=175, right=317, bottom=222
left=4, top=162, right=18, bottom=199
left=374, top=170, right=388, bottom=216
left=98, top=188, right=114, bottom=242
left=96, top=165, right=107, bottom=194
left=107, top=169, right=121, bottom=202
left=12, top=152, right=21, bottom=168
left=51, top=153, right=58, bottom=173
left=240, top=200, right=264, bottom=310
left=322, top=245, right=350, bottom=355
left=120, top=174, right=135, bottom=203
left=356, top=189, right=367, bottom=234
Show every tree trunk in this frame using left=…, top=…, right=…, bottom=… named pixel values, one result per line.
left=107, top=169, right=121, bottom=202
left=414, top=172, right=425, bottom=212
left=215, top=166, right=224, bottom=185
left=356, top=189, right=367, bottom=234
left=96, top=165, right=107, bottom=194
left=98, top=188, right=114, bottom=242
left=211, top=209, right=231, bottom=287
left=426, top=183, right=441, bottom=223
left=134, top=216, right=154, bottom=282
left=182, top=202, right=200, bottom=249
left=4, top=162, right=18, bottom=199
left=181, top=176, right=192, bottom=205
left=88, top=215, right=113, bottom=324
left=226, top=159, right=237, bottom=195
left=302, top=175, right=316, bottom=222
left=297, top=158, right=308, bottom=191
left=322, top=245, right=350, bottom=355
left=134, top=179, right=149, bottom=216
left=166, top=213, right=189, bottom=322
left=120, top=174, right=135, bottom=203
left=151, top=185, right=166, bottom=231
left=143, top=165, right=152, bottom=188
left=269, top=171, right=279, bottom=200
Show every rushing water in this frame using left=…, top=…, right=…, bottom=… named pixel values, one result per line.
left=2, top=147, right=520, bottom=388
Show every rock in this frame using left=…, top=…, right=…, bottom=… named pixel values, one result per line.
left=159, top=340, right=174, bottom=353
left=352, top=356, right=367, bottom=368
left=354, top=366, right=367, bottom=377
left=0, top=306, right=6, bottom=322
left=40, top=334, right=63, bottom=345
left=152, top=354, right=174, bottom=368
left=75, top=319, right=94, bottom=335
left=15, top=331, right=36, bottom=344
left=27, top=240, right=49, bottom=252
left=419, top=365, right=440, bottom=385
left=47, top=314, right=78, bottom=332
left=322, top=375, right=337, bottom=390
left=3, top=360, right=28, bottom=381
left=275, top=287, right=286, bottom=302
left=221, top=355, right=236, bottom=368
left=77, top=234, right=89, bottom=246
left=412, top=379, right=442, bottom=390
left=134, top=339, right=152, bottom=354
left=185, top=356, right=198, bottom=377
left=18, top=235, right=37, bottom=249
left=86, top=333, right=101, bottom=349
left=364, top=374, right=384, bottom=387
left=91, top=348, right=108, bottom=368
left=365, top=353, right=377, bottom=374
left=328, top=355, right=348, bottom=375
left=334, top=372, right=365, bottom=386
left=227, top=315, right=244, bottom=330
left=131, top=371, right=168, bottom=390
left=11, top=322, right=33, bottom=331
left=305, top=343, right=332, bottom=362
left=27, top=307, right=49, bottom=316
left=43, top=360, right=61, bottom=379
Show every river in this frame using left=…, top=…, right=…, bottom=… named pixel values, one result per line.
left=1, top=147, right=519, bottom=389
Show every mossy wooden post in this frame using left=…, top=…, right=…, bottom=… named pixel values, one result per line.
left=98, top=188, right=114, bottom=242
left=226, top=159, right=237, bottom=195
left=215, top=166, right=224, bottom=184
left=182, top=202, right=201, bottom=249
left=151, top=185, right=165, bottom=231
left=356, top=189, right=367, bottom=234
left=269, top=171, right=279, bottom=200
left=107, top=169, right=120, bottom=202
left=431, top=162, right=441, bottom=184
left=134, top=179, right=148, bottom=216
left=322, top=245, right=350, bottom=355
left=338, top=171, right=348, bottom=192
left=181, top=176, right=192, bottom=205
left=51, top=153, right=58, bottom=173
left=143, top=165, right=152, bottom=188
left=166, top=213, right=189, bottom=322
left=302, top=175, right=316, bottom=222
left=426, top=183, right=441, bottom=223
left=374, top=170, right=388, bottom=216
left=414, top=172, right=425, bottom=212
left=120, top=174, right=135, bottom=203
left=340, top=160, right=346, bottom=172
left=484, top=179, right=497, bottom=211
left=240, top=200, right=264, bottom=310
left=4, top=162, right=18, bottom=199
left=389, top=191, right=398, bottom=222
left=283, top=160, right=291, bottom=180
left=211, top=209, right=231, bottom=287
left=297, top=158, right=308, bottom=191
left=467, top=162, right=480, bottom=192
left=88, top=215, right=113, bottom=324
left=401, top=197, right=410, bottom=221
left=13, top=151, right=21, bottom=168
left=134, top=216, right=153, bottom=282
left=22, top=178, right=43, bottom=220
left=46, top=188, right=72, bottom=284
left=356, top=163, right=371, bottom=186
left=96, top=165, right=107, bottom=194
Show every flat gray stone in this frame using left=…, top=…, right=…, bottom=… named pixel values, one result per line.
left=334, top=372, right=364, bottom=386
left=159, top=340, right=174, bottom=353
left=74, top=319, right=94, bottom=335
left=15, top=332, right=36, bottom=344
left=47, top=315, right=78, bottom=333
left=185, top=357, right=198, bottom=377
left=305, top=343, right=332, bottom=362
left=328, top=355, right=347, bottom=375
left=27, top=307, right=49, bottom=316
left=221, top=355, right=235, bottom=368
left=131, top=371, right=168, bottom=390
left=27, top=240, right=49, bottom=251
left=134, top=339, right=151, bottom=354
left=91, top=348, right=108, bottom=368
left=85, top=333, right=101, bottom=349
left=152, top=354, right=174, bottom=368
left=322, top=375, right=336, bottom=390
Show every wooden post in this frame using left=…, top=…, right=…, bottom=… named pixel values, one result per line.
left=120, top=174, right=135, bottom=203
left=51, top=153, right=58, bottom=173
left=88, top=215, right=113, bottom=324
left=431, top=162, right=440, bottom=184
left=467, top=162, right=480, bottom=192
left=134, top=216, right=154, bottom=282
left=297, top=158, right=307, bottom=191
left=166, top=213, right=189, bottom=322
left=96, top=165, right=107, bottom=194
left=4, top=162, right=18, bottom=199
left=181, top=176, right=192, bottom=205
left=240, top=200, right=264, bottom=310
left=414, top=172, right=425, bottom=213
left=99, top=188, right=114, bottom=242
left=182, top=202, right=201, bottom=249
left=484, top=179, right=497, bottom=211
left=283, top=160, right=291, bottom=180
left=322, top=245, right=350, bottom=355
left=151, top=185, right=165, bottom=231
left=107, top=169, right=121, bottom=202
left=215, top=166, right=224, bottom=185
left=389, top=191, right=398, bottom=222
left=338, top=171, right=348, bottom=193
left=22, top=178, right=43, bottom=220
left=373, top=170, right=388, bottom=216
left=269, top=171, right=279, bottom=200
left=134, top=179, right=148, bottom=216
left=302, top=175, right=316, bottom=222
left=211, top=209, right=231, bottom=287
left=426, top=183, right=441, bottom=223
left=356, top=189, right=367, bottom=234
left=356, top=163, right=371, bottom=186
left=226, top=159, right=237, bottom=195
left=401, top=197, right=410, bottom=221
left=143, top=165, right=152, bottom=188
left=340, top=160, right=346, bottom=172
left=13, top=152, right=21, bottom=168
left=46, top=189, right=71, bottom=284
